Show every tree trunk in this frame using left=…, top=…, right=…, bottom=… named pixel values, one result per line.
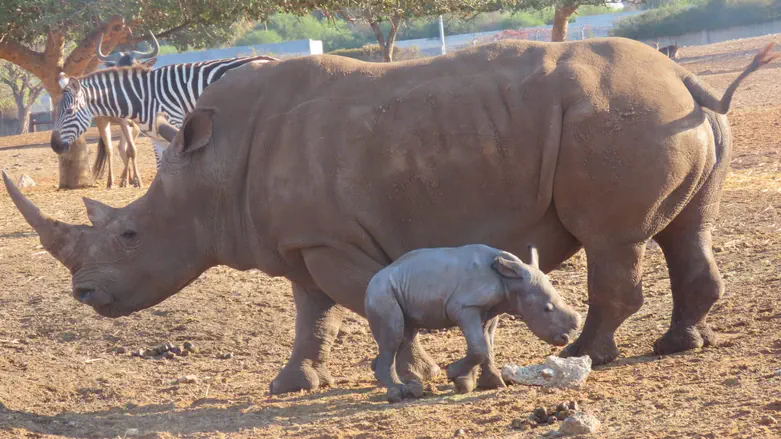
left=0, top=16, right=129, bottom=189
left=58, top=136, right=93, bottom=189
left=552, top=4, right=579, bottom=42
left=18, top=108, right=31, bottom=135
left=369, top=14, right=403, bottom=63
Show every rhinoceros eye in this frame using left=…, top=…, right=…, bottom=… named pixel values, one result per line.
left=121, top=230, right=137, bottom=239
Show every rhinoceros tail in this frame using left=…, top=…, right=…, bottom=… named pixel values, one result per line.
left=683, top=43, right=778, bottom=115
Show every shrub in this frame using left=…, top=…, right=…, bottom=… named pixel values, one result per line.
left=611, top=0, right=781, bottom=40
left=329, top=44, right=421, bottom=62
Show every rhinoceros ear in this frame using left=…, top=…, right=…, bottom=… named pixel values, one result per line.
left=83, top=197, right=118, bottom=227
left=492, top=254, right=526, bottom=279
left=173, top=108, right=215, bottom=155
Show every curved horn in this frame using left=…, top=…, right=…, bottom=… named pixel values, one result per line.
left=528, top=245, right=539, bottom=269
left=131, top=31, right=160, bottom=60
left=2, top=171, right=80, bottom=267
left=95, top=33, right=113, bottom=63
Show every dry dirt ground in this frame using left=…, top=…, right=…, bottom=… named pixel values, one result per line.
left=1, top=36, right=781, bottom=439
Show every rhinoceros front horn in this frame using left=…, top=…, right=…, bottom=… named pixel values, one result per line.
left=2, top=171, right=80, bottom=267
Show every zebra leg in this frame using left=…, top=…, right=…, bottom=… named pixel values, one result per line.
left=118, top=121, right=141, bottom=187
left=128, top=121, right=143, bottom=187
left=117, top=124, right=130, bottom=187
left=96, top=118, right=115, bottom=189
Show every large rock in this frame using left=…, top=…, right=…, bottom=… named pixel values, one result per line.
left=502, top=355, right=592, bottom=388
left=559, top=412, right=601, bottom=435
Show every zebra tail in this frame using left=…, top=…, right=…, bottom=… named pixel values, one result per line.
left=93, top=136, right=108, bottom=179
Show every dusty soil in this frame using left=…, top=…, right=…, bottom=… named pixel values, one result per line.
left=1, top=36, right=781, bottom=439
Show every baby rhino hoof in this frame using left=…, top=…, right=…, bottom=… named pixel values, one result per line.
left=386, top=381, right=424, bottom=403
left=453, top=376, right=476, bottom=394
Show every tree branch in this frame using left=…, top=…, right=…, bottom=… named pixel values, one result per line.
left=0, top=40, right=46, bottom=78
left=128, top=21, right=192, bottom=43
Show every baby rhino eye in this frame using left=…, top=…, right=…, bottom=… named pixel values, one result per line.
left=544, top=303, right=554, bottom=313
left=121, top=230, right=137, bottom=239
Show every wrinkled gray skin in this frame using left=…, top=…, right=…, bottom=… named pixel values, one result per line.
left=366, top=244, right=581, bottom=402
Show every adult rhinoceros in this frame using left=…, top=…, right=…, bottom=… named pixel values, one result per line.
left=4, top=39, right=777, bottom=395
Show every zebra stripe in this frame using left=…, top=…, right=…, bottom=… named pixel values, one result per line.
left=54, top=55, right=277, bottom=164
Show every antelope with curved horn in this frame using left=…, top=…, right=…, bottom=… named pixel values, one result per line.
left=90, top=31, right=161, bottom=188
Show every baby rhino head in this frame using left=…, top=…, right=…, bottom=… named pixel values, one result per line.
left=492, top=246, right=581, bottom=346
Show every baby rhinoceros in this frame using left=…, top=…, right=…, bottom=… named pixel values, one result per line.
left=365, top=244, right=581, bottom=403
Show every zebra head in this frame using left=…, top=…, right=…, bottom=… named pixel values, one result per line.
left=51, top=73, right=92, bottom=153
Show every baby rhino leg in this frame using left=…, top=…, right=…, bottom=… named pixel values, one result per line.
left=447, top=308, right=490, bottom=394
left=477, top=316, right=506, bottom=390
left=365, top=281, right=423, bottom=403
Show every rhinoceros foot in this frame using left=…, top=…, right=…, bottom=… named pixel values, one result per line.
left=386, top=380, right=424, bottom=403
left=559, top=335, right=619, bottom=366
left=268, top=363, right=334, bottom=395
left=477, top=367, right=507, bottom=390
left=653, top=324, right=716, bottom=355
left=371, top=345, right=442, bottom=382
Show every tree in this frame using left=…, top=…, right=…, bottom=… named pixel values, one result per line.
left=0, top=62, right=45, bottom=135
left=281, top=1, right=514, bottom=62
left=0, top=0, right=276, bottom=188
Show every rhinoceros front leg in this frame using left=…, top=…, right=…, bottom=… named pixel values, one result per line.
left=560, top=243, right=646, bottom=365
left=476, top=316, right=506, bottom=390
left=269, top=282, right=345, bottom=395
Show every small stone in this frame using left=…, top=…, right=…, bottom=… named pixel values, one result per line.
left=169, top=346, right=182, bottom=356
left=17, top=175, right=36, bottom=188
left=759, top=415, right=777, bottom=426
left=114, top=346, right=126, bottom=354
left=454, top=428, right=466, bottom=436
left=510, top=419, right=529, bottom=431
left=131, top=349, right=145, bottom=357
left=161, top=352, right=175, bottom=360
left=567, top=400, right=578, bottom=411
left=774, top=369, right=781, bottom=377
left=534, top=406, right=548, bottom=420
left=556, top=409, right=570, bottom=420
left=220, top=352, right=233, bottom=359
left=559, top=412, right=601, bottom=435
left=722, top=378, right=740, bottom=387
left=179, top=349, right=190, bottom=357
left=556, top=402, right=568, bottom=412
left=124, top=428, right=140, bottom=437
left=183, top=341, right=195, bottom=350
left=547, top=416, right=558, bottom=424
left=541, top=368, right=555, bottom=379
left=156, top=344, right=170, bottom=354
left=177, top=375, right=198, bottom=384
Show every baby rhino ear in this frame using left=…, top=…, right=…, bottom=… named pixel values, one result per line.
left=492, top=255, right=525, bottom=279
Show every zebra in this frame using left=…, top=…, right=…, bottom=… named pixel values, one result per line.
left=92, top=31, right=159, bottom=188
left=51, top=53, right=279, bottom=169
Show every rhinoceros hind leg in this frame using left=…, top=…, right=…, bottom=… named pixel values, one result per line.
left=269, top=283, right=344, bottom=395
left=370, top=332, right=442, bottom=382
left=653, top=227, right=723, bottom=355
left=395, top=331, right=442, bottom=382
left=560, top=243, right=646, bottom=365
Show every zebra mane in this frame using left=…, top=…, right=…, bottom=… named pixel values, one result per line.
left=81, top=64, right=154, bottom=79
